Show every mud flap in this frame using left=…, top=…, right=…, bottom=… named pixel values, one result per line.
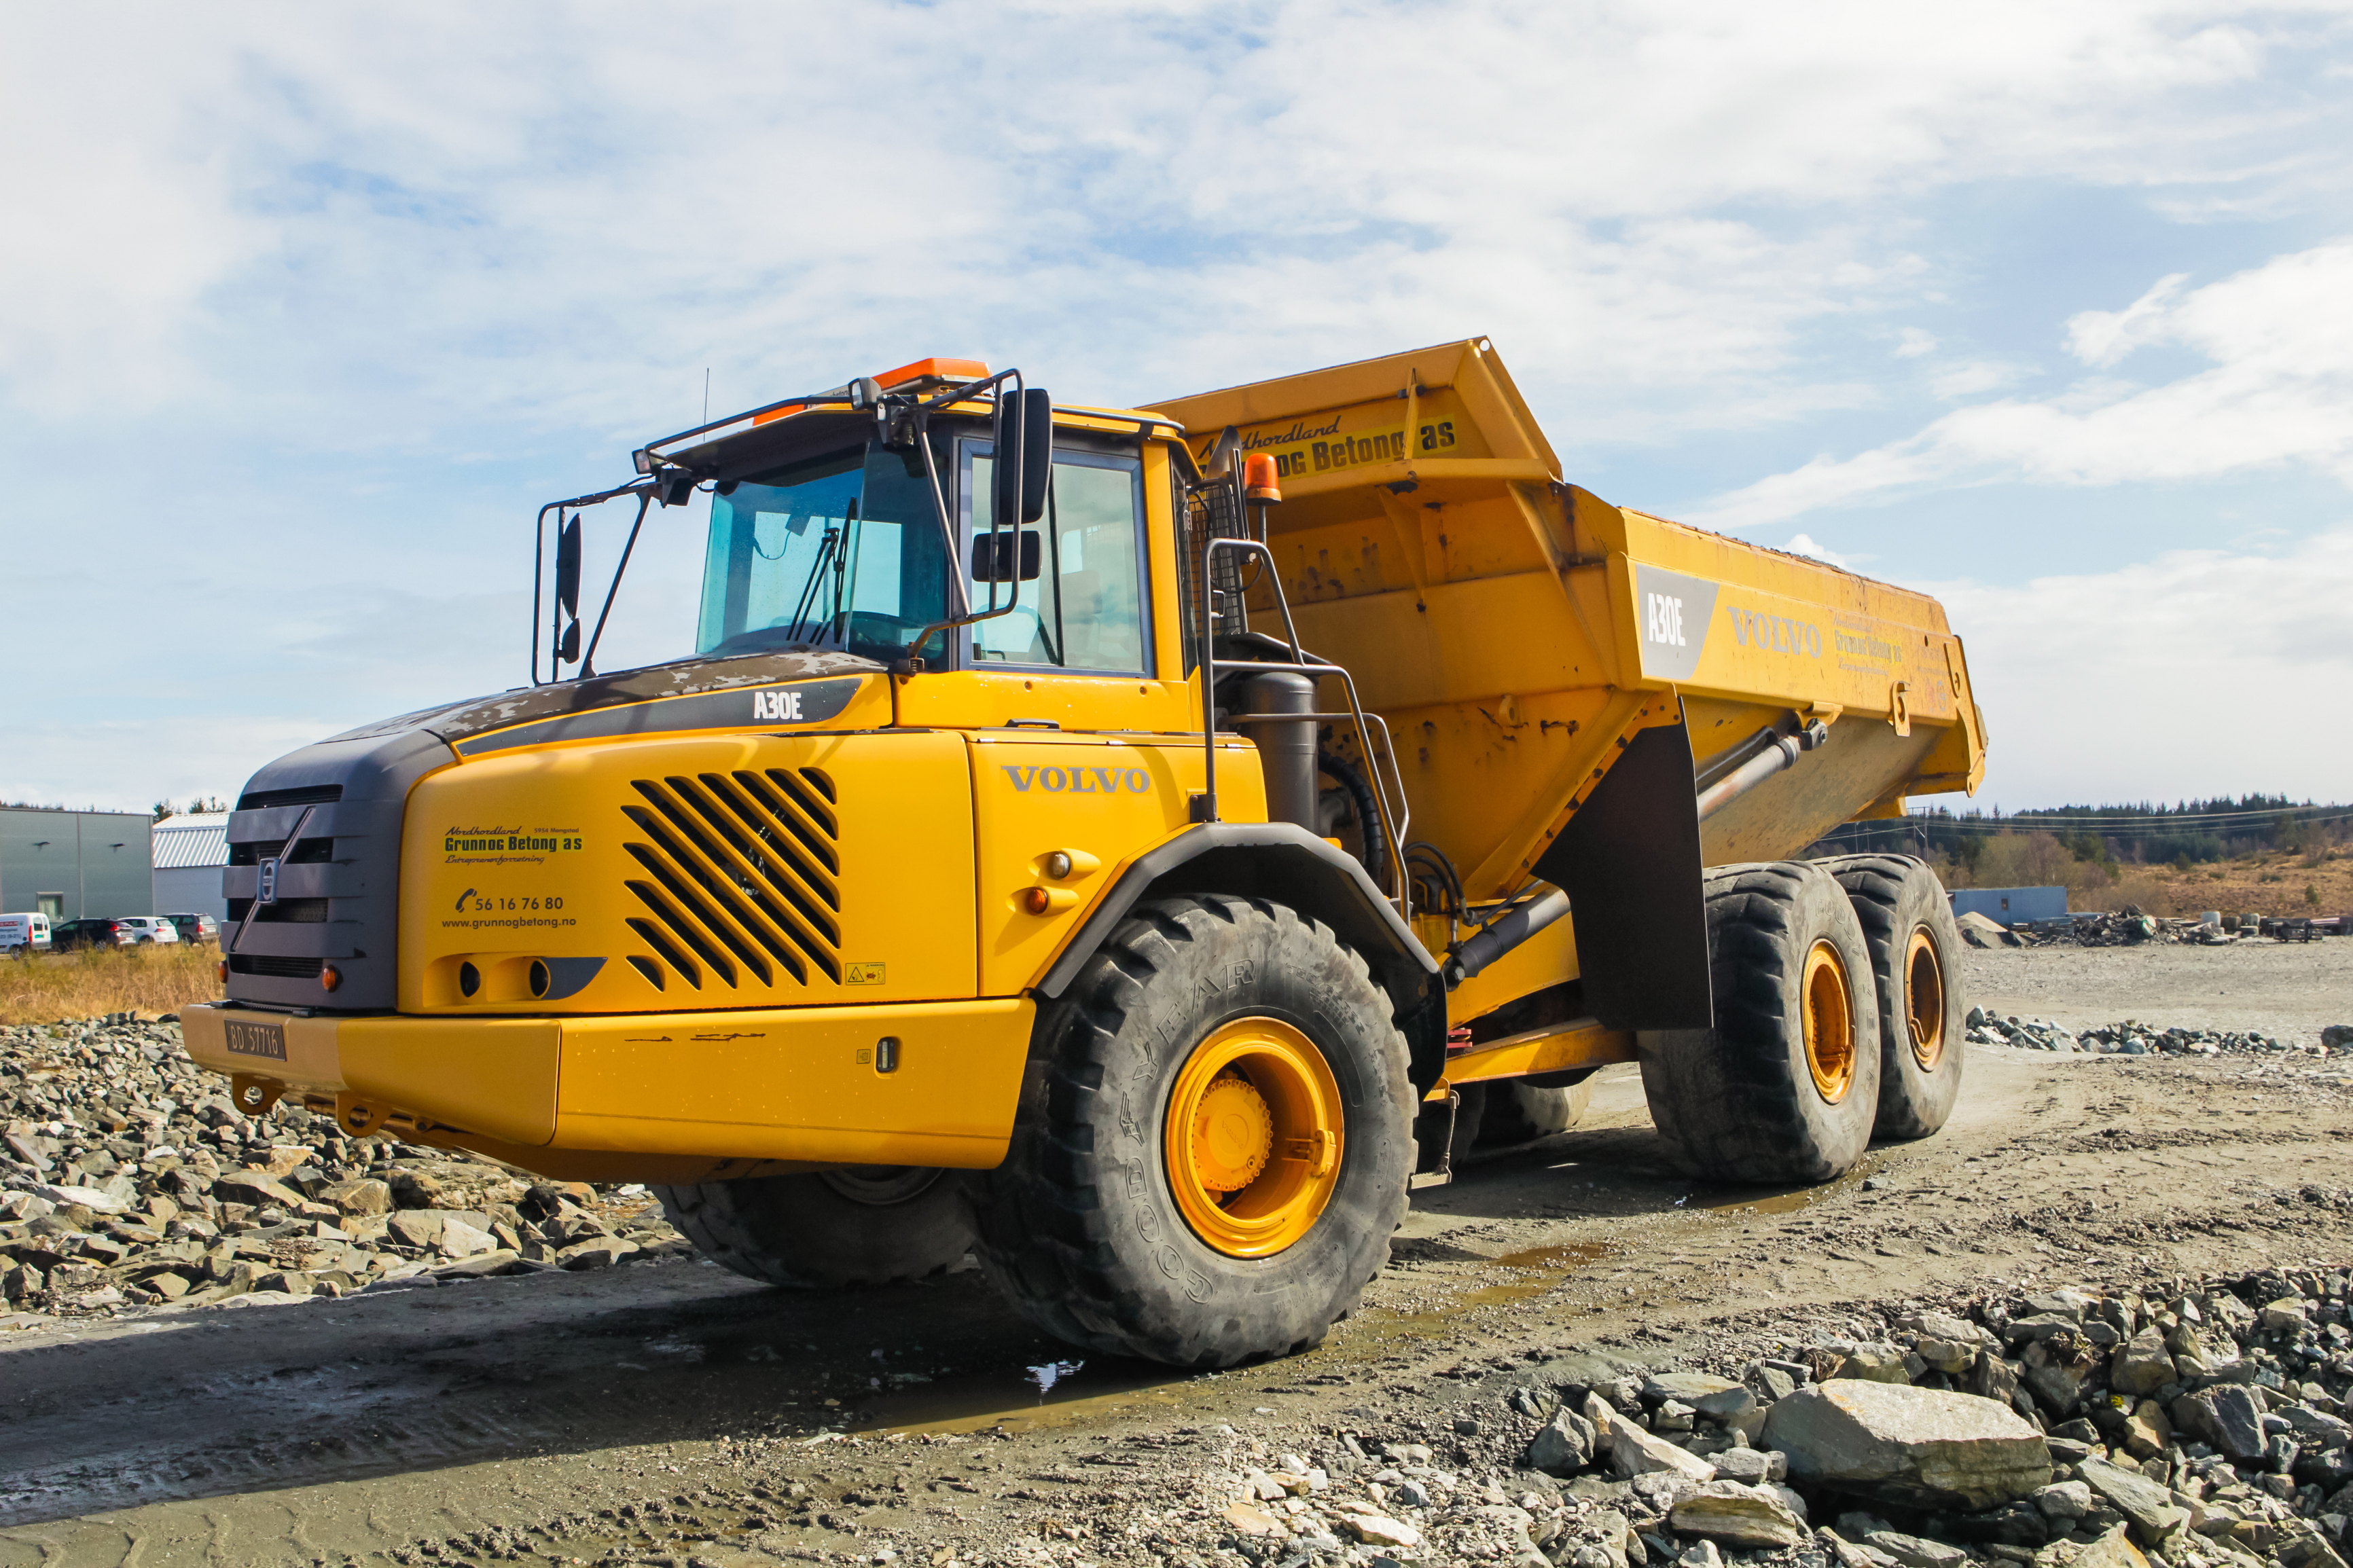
left=1530, top=718, right=1712, bottom=1031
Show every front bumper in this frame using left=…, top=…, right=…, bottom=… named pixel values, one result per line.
left=181, top=998, right=1034, bottom=1180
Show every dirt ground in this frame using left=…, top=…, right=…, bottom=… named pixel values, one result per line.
left=3, top=941, right=2350, bottom=1568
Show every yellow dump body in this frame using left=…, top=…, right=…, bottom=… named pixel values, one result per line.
left=1149, top=338, right=1986, bottom=1065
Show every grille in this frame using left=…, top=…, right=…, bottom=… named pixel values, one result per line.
left=228, top=836, right=334, bottom=867
left=619, top=767, right=842, bottom=993
left=237, top=784, right=345, bottom=810
left=230, top=953, right=325, bottom=979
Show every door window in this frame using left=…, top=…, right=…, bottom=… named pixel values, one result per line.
left=961, top=446, right=1151, bottom=676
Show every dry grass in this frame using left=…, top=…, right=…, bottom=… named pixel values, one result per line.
left=2143, top=846, right=2353, bottom=919
left=0, top=943, right=224, bottom=1027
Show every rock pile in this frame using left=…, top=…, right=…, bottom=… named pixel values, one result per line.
left=1995, top=914, right=2344, bottom=951
left=1963, top=1012, right=2333, bottom=1059
left=1412, top=1269, right=2353, bottom=1568
left=1, top=1015, right=687, bottom=1319
left=1014, top=1270, right=2353, bottom=1568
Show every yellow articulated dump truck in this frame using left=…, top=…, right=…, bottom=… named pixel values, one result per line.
left=187, top=340, right=1985, bottom=1366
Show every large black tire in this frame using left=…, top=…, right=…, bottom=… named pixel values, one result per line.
left=1637, top=861, right=1881, bottom=1184
left=969, top=894, right=1413, bottom=1367
left=1476, top=1078, right=1594, bottom=1145
left=1818, top=854, right=1966, bottom=1139
left=652, top=1167, right=975, bottom=1288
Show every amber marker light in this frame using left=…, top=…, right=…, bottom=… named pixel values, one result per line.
left=217, top=959, right=228, bottom=984
left=1242, top=452, right=1282, bottom=505
left=321, top=964, right=342, bottom=993
left=1022, top=886, right=1079, bottom=915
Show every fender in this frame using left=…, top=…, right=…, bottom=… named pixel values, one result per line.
left=1033, top=822, right=1449, bottom=1093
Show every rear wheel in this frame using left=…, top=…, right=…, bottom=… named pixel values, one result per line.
left=652, top=1167, right=976, bottom=1288
left=1637, top=861, right=1881, bottom=1184
left=1475, top=1078, right=1594, bottom=1145
left=971, top=894, right=1412, bottom=1367
left=1819, top=854, right=1966, bottom=1139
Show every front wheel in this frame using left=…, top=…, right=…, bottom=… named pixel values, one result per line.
left=970, top=894, right=1413, bottom=1368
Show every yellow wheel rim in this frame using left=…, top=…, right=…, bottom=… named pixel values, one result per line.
left=1905, top=926, right=1946, bottom=1070
left=1801, top=939, right=1856, bottom=1104
left=1164, top=1017, right=1344, bottom=1258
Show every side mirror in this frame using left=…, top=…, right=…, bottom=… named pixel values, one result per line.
left=992, top=387, right=1054, bottom=528
left=556, top=515, right=582, bottom=617
left=972, top=530, right=1043, bottom=582
left=554, top=515, right=583, bottom=664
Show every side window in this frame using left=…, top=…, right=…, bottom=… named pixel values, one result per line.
left=963, top=446, right=1151, bottom=675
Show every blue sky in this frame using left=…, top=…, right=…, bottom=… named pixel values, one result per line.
left=3, top=1, right=2350, bottom=813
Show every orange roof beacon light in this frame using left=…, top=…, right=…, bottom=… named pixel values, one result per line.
left=1242, top=452, right=1282, bottom=505
left=874, top=357, right=990, bottom=391
left=752, top=358, right=991, bottom=426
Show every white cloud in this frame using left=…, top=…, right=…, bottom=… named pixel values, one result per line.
left=1928, top=362, right=2022, bottom=399
left=1933, top=524, right=2353, bottom=805
left=1782, top=532, right=1850, bottom=565
left=1896, top=328, right=1940, bottom=358
left=1697, top=240, right=2353, bottom=528
left=4, top=1, right=2348, bottom=439
left=2066, top=272, right=2191, bottom=367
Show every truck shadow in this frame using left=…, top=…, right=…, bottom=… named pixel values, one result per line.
left=1420, top=1119, right=1846, bottom=1222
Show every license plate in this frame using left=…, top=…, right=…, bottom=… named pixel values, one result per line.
left=224, top=1019, right=287, bottom=1061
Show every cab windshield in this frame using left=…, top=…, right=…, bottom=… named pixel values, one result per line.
left=694, top=443, right=951, bottom=663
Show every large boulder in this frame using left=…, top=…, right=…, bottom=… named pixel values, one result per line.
left=1830, top=1345, right=1913, bottom=1385
left=2077, top=1458, right=2191, bottom=1548
left=2108, top=1328, right=2177, bottom=1398
left=316, top=1177, right=393, bottom=1217
left=2172, top=1385, right=2267, bottom=1465
left=1646, top=1372, right=1742, bottom=1406
left=1761, top=1381, right=2051, bottom=1510
left=1667, top=1481, right=1809, bottom=1548
left=2020, top=1334, right=2099, bottom=1417
left=1585, top=1393, right=1715, bottom=1483
left=1526, top=1408, right=1598, bottom=1476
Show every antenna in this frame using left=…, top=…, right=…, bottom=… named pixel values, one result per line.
left=703, top=368, right=711, bottom=424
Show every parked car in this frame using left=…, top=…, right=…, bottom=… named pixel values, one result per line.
left=50, top=918, right=128, bottom=951
left=113, top=917, right=181, bottom=945
left=0, top=913, right=51, bottom=955
left=162, top=913, right=219, bottom=945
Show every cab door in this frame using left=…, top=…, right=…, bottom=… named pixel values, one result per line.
left=895, top=433, right=1221, bottom=995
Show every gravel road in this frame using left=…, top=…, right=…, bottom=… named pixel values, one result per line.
left=2, top=942, right=2350, bottom=1568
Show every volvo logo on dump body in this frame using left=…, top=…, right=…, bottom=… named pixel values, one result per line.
left=1002, top=765, right=1153, bottom=795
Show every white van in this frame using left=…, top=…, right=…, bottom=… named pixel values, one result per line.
left=113, top=917, right=182, bottom=945
left=0, top=913, right=52, bottom=954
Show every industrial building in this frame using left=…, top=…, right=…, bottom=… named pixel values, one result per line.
left=1950, top=885, right=2068, bottom=926
left=0, top=806, right=155, bottom=922
left=152, top=812, right=230, bottom=923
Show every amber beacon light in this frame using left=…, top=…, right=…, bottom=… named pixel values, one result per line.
left=1242, top=452, right=1282, bottom=505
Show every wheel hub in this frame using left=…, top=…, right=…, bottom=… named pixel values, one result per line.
left=1191, top=1072, right=1273, bottom=1192
left=1801, top=939, right=1856, bottom=1103
left=1164, top=1017, right=1344, bottom=1258
left=1905, top=926, right=1946, bottom=1069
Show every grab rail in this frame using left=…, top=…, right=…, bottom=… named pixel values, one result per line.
left=1193, top=534, right=1413, bottom=919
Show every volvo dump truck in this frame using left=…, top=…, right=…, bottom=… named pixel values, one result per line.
left=185, top=340, right=1985, bottom=1367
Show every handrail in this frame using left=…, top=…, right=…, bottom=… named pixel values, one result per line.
left=1194, top=533, right=1411, bottom=919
